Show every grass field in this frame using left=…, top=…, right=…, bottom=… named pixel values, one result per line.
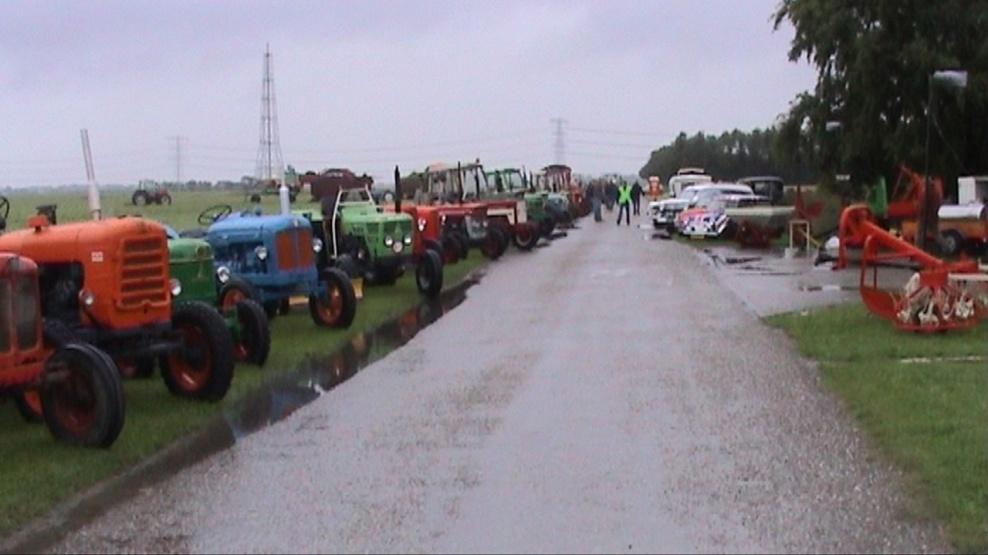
left=0, top=187, right=486, bottom=537
left=767, top=304, right=988, bottom=552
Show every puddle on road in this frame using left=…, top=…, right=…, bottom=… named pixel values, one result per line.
left=3, top=274, right=482, bottom=555
left=225, top=274, right=479, bottom=439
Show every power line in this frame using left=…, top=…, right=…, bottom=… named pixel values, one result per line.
left=569, top=139, right=656, bottom=149
left=569, top=126, right=666, bottom=137
left=168, top=135, right=186, bottom=183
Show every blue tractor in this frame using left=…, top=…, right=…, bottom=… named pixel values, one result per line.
left=198, top=205, right=357, bottom=329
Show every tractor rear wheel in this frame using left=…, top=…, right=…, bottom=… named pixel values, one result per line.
left=42, top=343, right=125, bottom=448
left=513, top=224, right=538, bottom=251
left=309, top=268, right=357, bottom=328
left=161, top=302, right=235, bottom=402
left=416, top=249, right=443, bottom=298
left=132, top=190, right=148, bottom=206
left=231, top=299, right=270, bottom=365
left=162, top=193, right=172, bottom=205
left=13, top=390, right=43, bottom=422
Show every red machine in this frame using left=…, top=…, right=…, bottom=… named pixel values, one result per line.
left=838, top=204, right=985, bottom=332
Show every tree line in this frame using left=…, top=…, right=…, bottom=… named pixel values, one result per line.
left=641, top=0, right=987, bottom=199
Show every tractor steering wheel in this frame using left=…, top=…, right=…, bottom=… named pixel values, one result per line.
left=198, top=204, right=233, bottom=226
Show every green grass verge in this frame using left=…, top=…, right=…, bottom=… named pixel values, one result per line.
left=0, top=250, right=484, bottom=538
left=766, top=303, right=988, bottom=552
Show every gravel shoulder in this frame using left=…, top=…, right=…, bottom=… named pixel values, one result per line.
left=49, top=216, right=948, bottom=554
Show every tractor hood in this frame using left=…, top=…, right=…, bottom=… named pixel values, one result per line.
left=166, top=237, right=213, bottom=264
left=207, top=212, right=312, bottom=238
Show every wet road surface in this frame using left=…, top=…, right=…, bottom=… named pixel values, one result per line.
left=51, top=215, right=946, bottom=553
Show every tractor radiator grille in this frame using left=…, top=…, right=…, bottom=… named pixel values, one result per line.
left=275, top=228, right=314, bottom=271
left=119, top=235, right=168, bottom=307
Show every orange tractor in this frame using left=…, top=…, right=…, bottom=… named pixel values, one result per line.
left=0, top=253, right=125, bottom=447
left=838, top=204, right=986, bottom=332
left=0, top=210, right=235, bottom=401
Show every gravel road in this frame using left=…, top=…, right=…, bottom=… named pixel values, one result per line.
left=50, top=214, right=947, bottom=554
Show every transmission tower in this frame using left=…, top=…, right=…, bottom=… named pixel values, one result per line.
left=168, top=135, right=186, bottom=184
left=255, top=43, right=284, bottom=185
left=551, top=117, right=567, bottom=164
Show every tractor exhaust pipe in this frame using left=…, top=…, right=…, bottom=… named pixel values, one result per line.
left=80, top=129, right=101, bottom=221
left=394, top=165, right=402, bottom=213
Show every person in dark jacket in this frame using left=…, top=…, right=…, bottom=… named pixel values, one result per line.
left=630, top=181, right=643, bottom=216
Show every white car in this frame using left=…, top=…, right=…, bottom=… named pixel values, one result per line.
left=651, top=183, right=766, bottom=234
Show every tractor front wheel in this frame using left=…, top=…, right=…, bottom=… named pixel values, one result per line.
left=232, top=299, right=270, bottom=365
left=481, top=227, right=507, bottom=260
left=416, top=249, right=443, bottom=298
left=42, top=343, right=125, bottom=448
left=452, top=232, right=470, bottom=260
left=441, top=234, right=461, bottom=264
left=309, top=268, right=357, bottom=328
left=162, top=302, right=235, bottom=401
left=13, top=390, right=43, bottom=422
left=513, top=224, right=538, bottom=251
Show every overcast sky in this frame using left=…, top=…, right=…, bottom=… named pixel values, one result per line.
left=0, top=0, right=815, bottom=187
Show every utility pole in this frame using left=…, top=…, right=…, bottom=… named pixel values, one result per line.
left=168, top=135, right=186, bottom=184
left=255, top=43, right=284, bottom=187
left=551, top=117, right=567, bottom=165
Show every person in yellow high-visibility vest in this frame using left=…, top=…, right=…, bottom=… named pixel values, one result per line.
left=616, top=181, right=632, bottom=226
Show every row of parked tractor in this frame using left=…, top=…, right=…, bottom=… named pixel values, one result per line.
left=0, top=162, right=588, bottom=449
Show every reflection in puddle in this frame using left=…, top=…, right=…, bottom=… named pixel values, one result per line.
left=225, top=276, right=478, bottom=439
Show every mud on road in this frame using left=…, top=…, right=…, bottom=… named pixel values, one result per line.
left=50, top=216, right=946, bottom=554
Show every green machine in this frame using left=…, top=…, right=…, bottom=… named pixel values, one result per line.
left=165, top=227, right=271, bottom=366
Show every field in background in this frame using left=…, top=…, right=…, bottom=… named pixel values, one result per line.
left=0, top=188, right=486, bottom=537
left=768, top=304, right=988, bottom=552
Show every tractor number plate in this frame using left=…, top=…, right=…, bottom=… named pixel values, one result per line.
left=91, top=251, right=104, bottom=262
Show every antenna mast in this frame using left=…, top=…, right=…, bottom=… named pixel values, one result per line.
left=255, top=43, right=284, bottom=187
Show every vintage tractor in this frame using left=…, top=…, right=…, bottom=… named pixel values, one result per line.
left=838, top=204, right=987, bottom=332
left=0, top=211, right=235, bottom=401
left=416, top=164, right=509, bottom=261
left=295, top=180, right=444, bottom=298
left=196, top=205, right=357, bottom=328
left=132, top=181, right=172, bottom=206
left=0, top=253, right=125, bottom=447
left=163, top=227, right=271, bottom=365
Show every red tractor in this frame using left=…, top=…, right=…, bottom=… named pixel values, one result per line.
left=132, top=181, right=173, bottom=206
left=0, top=253, right=125, bottom=447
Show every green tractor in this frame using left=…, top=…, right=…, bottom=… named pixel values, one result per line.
left=296, top=181, right=444, bottom=298
left=485, top=167, right=554, bottom=239
left=164, top=226, right=271, bottom=366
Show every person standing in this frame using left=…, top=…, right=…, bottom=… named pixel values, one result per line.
left=630, top=180, right=643, bottom=216
left=616, top=181, right=632, bottom=226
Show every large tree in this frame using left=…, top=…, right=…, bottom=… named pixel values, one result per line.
left=773, top=0, right=988, bottom=198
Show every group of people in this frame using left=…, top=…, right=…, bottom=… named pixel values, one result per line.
left=588, top=179, right=644, bottom=225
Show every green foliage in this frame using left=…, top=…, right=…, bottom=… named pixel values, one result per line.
left=638, top=128, right=817, bottom=183
left=773, top=0, right=988, bottom=199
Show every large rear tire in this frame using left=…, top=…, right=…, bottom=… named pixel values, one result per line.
left=161, top=302, right=235, bottom=401
left=42, top=343, right=125, bottom=448
left=162, top=193, right=172, bottom=206
left=232, top=299, right=270, bottom=366
left=309, top=268, right=357, bottom=328
left=416, top=249, right=443, bottom=298
left=132, top=190, right=148, bottom=206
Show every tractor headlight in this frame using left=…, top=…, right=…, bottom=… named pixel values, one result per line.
left=403, top=234, right=412, bottom=245
left=440, top=214, right=447, bottom=225
left=384, top=235, right=394, bottom=247
left=254, top=245, right=268, bottom=260
left=169, top=278, right=182, bottom=297
left=216, top=265, right=231, bottom=284
left=312, top=237, right=324, bottom=253
left=78, top=289, right=96, bottom=307
left=417, top=218, right=427, bottom=232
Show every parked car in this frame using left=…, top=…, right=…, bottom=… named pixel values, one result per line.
left=738, top=176, right=785, bottom=205
left=667, top=168, right=713, bottom=197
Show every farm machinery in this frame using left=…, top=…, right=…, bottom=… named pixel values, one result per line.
left=163, top=226, right=271, bottom=365
left=838, top=204, right=987, bottom=332
left=132, top=181, right=172, bottom=206
left=197, top=205, right=358, bottom=327
left=294, top=179, right=445, bottom=298
left=0, top=253, right=125, bottom=447
left=0, top=210, right=236, bottom=401
left=416, top=164, right=510, bottom=261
